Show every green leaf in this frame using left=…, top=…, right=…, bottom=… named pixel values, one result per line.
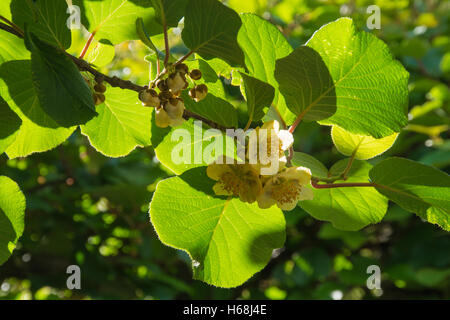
left=0, top=0, right=12, bottom=20
left=0, top=97, right=21, bottom=154
left=238, top=13, right=296, bottom=125
left=183, top=92, right=238, bottom=128
left=300, top=159, right=388, bottom=231
left=275, top=45, right=336, bottom=121
left=331, top=125, right=399, bottom=160
left=149, top=168, right=286, bottom=287
left=0, top=176, right=26, bottom=266
left=85, top=42, right=115, bottom=68
left=240, top=72, right=274, bottom=125
left=306, top=18, right=409, bottom=138
left=0, top=31, right=29, bottom=64
left=80, top=87, right=152, bottom=157
left=182, top=0, right=245, bottom=67
left=370, top=157, right=450, bottom=231
left=25, top=30, right=97, bottom=127
left=150, top=0, right=188, bottom=27
left=75, top=0, right=161, bottom=44
left=152, top=119, right=238, bottom=174
left=11, top=0, right=71, bottom=49
left=0, top=60, right=76, bottom=158
left=291, top=152, right=328, bottom=180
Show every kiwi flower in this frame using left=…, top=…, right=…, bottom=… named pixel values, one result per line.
left=207, top=157, right=263, bottom=203
left=257, top=166, right=313, bottom=211
left=247, top=120, right=294, bottom=175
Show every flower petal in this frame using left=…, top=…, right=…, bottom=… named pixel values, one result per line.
left=278, top=130, right=294, bottom=151
left=257, top=193, right=276, bottom=209
left=213, top=182, right=233, bottom=196
left=298, top=185, right=314, bottom=201
left=277, top=199, right=298, bottom=211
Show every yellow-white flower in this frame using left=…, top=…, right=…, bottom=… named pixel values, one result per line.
left=207, top=157, right=263, bottom=203
left=247, top=120, right=294, bottom=175
left=257, top=166, right=313, bottom=211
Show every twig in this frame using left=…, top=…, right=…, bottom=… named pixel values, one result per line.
left=0, top=15, right=24, bottom=37
left=0, top=21, right=23, bottom=38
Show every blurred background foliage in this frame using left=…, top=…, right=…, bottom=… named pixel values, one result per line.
left=0, top=0, right=449, bottom=300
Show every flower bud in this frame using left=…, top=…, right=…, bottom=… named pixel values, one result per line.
left=175, top=63, right=189, bottom=75
left=159, top=90, right=173, bottom=102
left=189, top=84, right=208, bottom=102
left=94, top=83, right=106, bottom=93
left=189, top=69, right=202, bottom=80
left=139, top=89, right=160, bottom=107
left=167, top=72, right=187, bottom=93
left=156, top=79, right=169, bottom=92
left=155, top=107, right=171, bottom=128
left=94, top=93, right=105, bottom=106
left=165, top=98, right=185, bottom=120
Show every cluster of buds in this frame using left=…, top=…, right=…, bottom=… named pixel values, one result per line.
left=206, top=120, right=313, bottom=211
left=83, top=74, right=107, bottom=106
left=139, top=63, right=209, bottom=128
left=93, top=82, right=106, bottom=105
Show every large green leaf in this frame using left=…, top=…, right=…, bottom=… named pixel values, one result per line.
left=0, top=60, right=76, bottom=158
left=80, top=87, right=152, bottom=157
left=306, top=18, right=409, bottom=138
left=11, top=0, right=71, bottom=49
left=240, top=72, right=274, bottom=125
left=183, top=92, right=238, bottom=128
left=238, top=13, right=296, bottom=125
left=0, top=97, right=21, bottom=154
left=0, top=31, right=29, bottom=64
left=370, top=158, right=450, bottom=231
left=149, top=168, right=286, bottom=287
left=75, top=0, right=161, bottom=44
left=291, top=152, right=328, bottom=180
left=0, top=0, right=12, bottom=20
left=300, top=159, right=388, bottom=231
left=152, top=119, right=238, bottom=174
left=25, top=30, right=97, bottom=127
left=275, top=45, right=336, bottom=121
left=331, top=125, right=399, bottom=160
left=150, top=0, right=188, bottom=26
left=0, top=176, right=26, bottom=266
left=182, top=0, right=245, bottom=67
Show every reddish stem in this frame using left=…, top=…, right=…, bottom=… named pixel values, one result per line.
left=79, top=32, right=96, bottom=59
left=289, top=110, right=306, bottom=134
left=311, top=179, right=375, bottom=189
left=163, top=22, right=170, bottom=67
